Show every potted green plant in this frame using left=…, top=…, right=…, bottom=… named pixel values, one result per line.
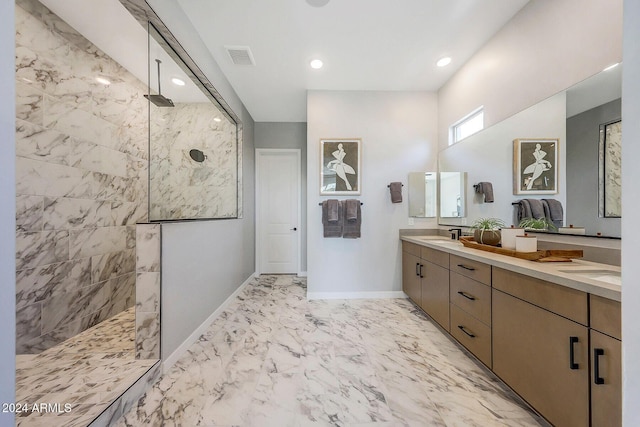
left=469, top=217, right=506, bottom=246
left=518, top=217, right=558, bottom=232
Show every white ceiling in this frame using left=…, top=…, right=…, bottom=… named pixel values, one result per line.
left=175, top=0, right=530, bottom=122
left=40, top=0, right=532, bottom=121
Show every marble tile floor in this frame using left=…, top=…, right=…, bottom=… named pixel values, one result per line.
left=115, top=275, right=548, bottom=427
left=15, top=307, right=157, bottom=427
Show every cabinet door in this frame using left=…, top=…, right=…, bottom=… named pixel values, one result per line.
left=493, top=289, right=589, bottom=427
left=591, top=330, right=621, bottom=427
left=420, top=260, right=450, bottom=331
left=402, top=252, right=421, bottom=304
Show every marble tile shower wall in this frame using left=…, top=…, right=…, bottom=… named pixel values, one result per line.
left=14, top=0, right=148, bottom=353
left=135, top=224, right=161, bottom=360
left=149, top=103, right=237, bottom=220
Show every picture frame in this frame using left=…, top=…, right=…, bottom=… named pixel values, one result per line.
left=320, top=138, right=361, bottom=195
left=598, top=119, right=622, bottom=218
left=513, top=138, right=559, bottom=195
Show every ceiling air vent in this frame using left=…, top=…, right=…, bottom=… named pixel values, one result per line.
left=225, top=46, right=256, bottom=66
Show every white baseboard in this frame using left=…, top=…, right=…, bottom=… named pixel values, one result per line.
left=298, top=271, right=308, bottom=277
left=162, top=272, right=256, bottom=372
left=307, top=291, right=407, bottom=300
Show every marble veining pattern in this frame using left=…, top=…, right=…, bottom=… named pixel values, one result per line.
left=16, top=307, right=157, bottom=427
left=116, top=276, right=547, bottom=426
left=15, top=0, right=147, bottom=352
left=135, top=224, right=161, bottom=360
left=602, top=120, right=622, bottom=217
left=149, top=103, right=238, bottom=220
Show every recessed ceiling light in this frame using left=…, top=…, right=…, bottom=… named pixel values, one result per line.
left=436, top=57, right=452, bottom=67
left=306, top=0, right=330, bottom=7
left=171, top=77, right=186, bottom=86
left=603, top=63, right=620, bottom=71
left=95, top=76, right=111, bottom=85
left=310, top=59, right=323, bottom=69
left=213, top=117, right=222, bottom=122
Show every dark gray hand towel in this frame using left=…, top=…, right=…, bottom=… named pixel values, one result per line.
left=517, top=199, right=532, bottom=222
left=342, top=199, right=361, bottom=238
left=542, top=200, right=551, bottom=221
left=475, top=182, right=494, bottom=203
left=526, top=198, right=545, bottom=219
left=389, top=182, right=403, bottom=203
left=345, top=198, right=359, bottom=222
left=322, top=200, right=343, bottom=238
left=542, top=199, right=564, bottom=227
left=327, top=199, right=339, bottom=223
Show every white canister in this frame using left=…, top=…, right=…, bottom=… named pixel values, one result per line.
left=515, top=235, right=538, bottom=253
left=501, top=227, right=525, bottom=250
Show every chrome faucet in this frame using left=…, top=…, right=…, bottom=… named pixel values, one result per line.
left=449, top=228, right=462, bottom=240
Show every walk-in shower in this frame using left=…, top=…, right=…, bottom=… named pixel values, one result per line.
left=14, top=0, right=244, bottom=424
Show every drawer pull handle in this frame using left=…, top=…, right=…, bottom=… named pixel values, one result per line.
left=419, top=263, right=424, bottom=278
left=594, top=348, right=605, bottom=384
left=457, top=264, right=476, bottom=271
left=569, top=336, right=579, bottom=370
left=457, top=291, right=476, bottom=301
left=457, top=325, right=476, bottom=338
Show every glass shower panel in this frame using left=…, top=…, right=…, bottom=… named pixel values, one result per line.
left=147, top=25, right=239, bottom=221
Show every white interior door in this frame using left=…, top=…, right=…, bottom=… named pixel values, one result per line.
left=257, top=150, right=300, bottom=274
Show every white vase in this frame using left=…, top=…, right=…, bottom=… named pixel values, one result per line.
left=501, top=227, right=525, bottom=250
left=515, top=235, right=537, bottom=253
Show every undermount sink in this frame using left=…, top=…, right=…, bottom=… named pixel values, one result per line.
left=558, top=269, right=621, bottom=286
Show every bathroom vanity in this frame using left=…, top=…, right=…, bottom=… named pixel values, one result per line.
left=401, top=235, right=621, bottom=427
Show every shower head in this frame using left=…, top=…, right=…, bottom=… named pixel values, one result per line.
left=145, top=94, right=175, bottom=107
left=146, top=59, right=174, bottom=107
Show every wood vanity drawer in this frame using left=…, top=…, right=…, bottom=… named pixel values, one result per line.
left=493, top=267, right=588, bottom=326
left=402, top=241, right=421, bottom=257
left=421, top=246, right=449, bottom=268
left=450, top=272, right=491, bottom=326
left=450, top=254, right=491, bottom=285
left=590, top=295, right=621, bottom=340
left=450, top=303, right=492, bottom=367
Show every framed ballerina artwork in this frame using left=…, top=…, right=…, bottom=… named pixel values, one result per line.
left=320, top=138, right=361, bottom=195
left=513, top=138, right=559, bottom=195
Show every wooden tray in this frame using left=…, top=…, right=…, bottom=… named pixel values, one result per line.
left=459, top=236, right=583, bottom=262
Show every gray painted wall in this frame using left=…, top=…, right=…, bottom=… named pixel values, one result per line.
left=566, top=99, right=621, bottom=237
left=1, top=0, right=16, bottom=423
left=623, top=0, right=640, bottom=423
left=255, top=122, right=308, bottom=272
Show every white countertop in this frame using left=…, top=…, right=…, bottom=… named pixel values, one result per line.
left=401, top=235, right=621, bottom=302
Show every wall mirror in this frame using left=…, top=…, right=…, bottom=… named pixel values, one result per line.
left=408, top=172, right=437, bottom=217
left=439, top=65, right=622, bottom=238
left=439, top=172, right=466, bottom=218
